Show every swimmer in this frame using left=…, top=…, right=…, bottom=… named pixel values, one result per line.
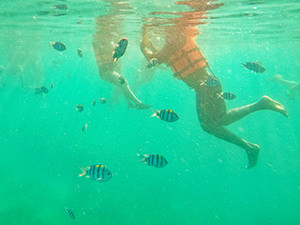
left=269, top=74, right=300, bottom=99
left=140, top=0, right=288, bottom=168
left=92, top=0, right=151, bottom=110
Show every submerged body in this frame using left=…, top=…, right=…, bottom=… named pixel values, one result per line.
left=140, top=0, right=288, bottom=168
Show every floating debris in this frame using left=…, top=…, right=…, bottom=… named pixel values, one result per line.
left=151, top=109, right=179, bottom=122
left=99, top=97, right=106, bottom=104
left=75, top=104, right=84, bottom=112
left=79, top=164, right=112, bottom=182
left=50, top=82, right=54, bottom=88
left=242, top=61, right=266, bottom=73
left=50, top=41, right=67, bottom=51
left=137, top=154, right=168, bottom=168
left=92, top=99, right=96, bottom=106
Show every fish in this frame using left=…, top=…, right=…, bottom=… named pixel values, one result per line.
left=99, top=97, right=106, bottom=104
left=112, top=38, right=128, bottom=62
left=34, top=86, right=49, bottom=94
left=79, top=164, right=112, bottom=182
left=92, top=99, right=96, bottom=106
left=50, top=41, right=67, bottom=51
left=77, top=48, right=83, bottom=58
left=242, top=61, right=266, bottom=73
left=75, top=104, right=84, bottom=112
left=53, top=4, right=68, bottom=10
left=50, top=82, right=54, bottom=88
left=201, top=76, right=219, bottom=87
left=82, top=123, right=88, bottom=132
left=137, top=154, right=168, bottom=168
left=65, top=207, right=75, bottom=219
left=151, top=109, right=179, bottom=122
left=147, top=58, right=159, bottom=68
left=217, top=92, right=237, bottom=100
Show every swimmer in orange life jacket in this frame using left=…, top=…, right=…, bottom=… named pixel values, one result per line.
left=93, top=0, right=151, bottom=110
left=140, top=0, right=288, bottom=168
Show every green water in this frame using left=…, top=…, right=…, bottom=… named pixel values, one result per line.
left=0, top=0, right=300, bottom=224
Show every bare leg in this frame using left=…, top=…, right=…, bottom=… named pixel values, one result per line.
left=196, top=90, right=260, bottom=168
left=223, top=96, right=288, bottom=126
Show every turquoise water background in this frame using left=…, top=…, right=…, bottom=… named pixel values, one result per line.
left=0, top=0, right=300, bottom=225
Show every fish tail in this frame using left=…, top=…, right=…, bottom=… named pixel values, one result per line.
left=150, top=109, right=158, bottom=118
left=78, top=167, right=86, bottom=177
left=137, top=154, right=146, bottom=162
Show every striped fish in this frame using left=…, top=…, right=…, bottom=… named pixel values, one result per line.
left=50, top=41, right=67, bottom=51
left=201, top=76, right=219, bottom=87
left=151, top=109, right=179, bottom=122
left=79, top=164, right=112, bottom=182
left=217, top=92, right=237, bottom=100
left=242, top=61, right=266, bottom=73
left=147, top=58, right=159, bottom=68
left=112, top=38, right=128, bottom=62
left=65, top=207, right=75, bottom=219
left=137, top=154, right=168, bottom=168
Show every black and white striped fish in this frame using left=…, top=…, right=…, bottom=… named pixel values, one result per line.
left=50, top=41, right=67, bottom=51
left=112, top=38, right=128, bottom=62
left=201, top=76, right=220, bottom=87
left=217, top=92, right=237, bottom=100
left=242, top=61, right=266, bottom=73
left=147, top=58, right=158, bottom=68
left=79, top=164, right=112, bottom=182
left=65, top=207, right=75, bottom=219
left=151, top=109, right=179, bottom=122
left=137, top=154, right=168, bottom=168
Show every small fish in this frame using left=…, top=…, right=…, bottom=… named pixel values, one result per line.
left=92, top=99, right=96, bottom=106
left=50, top=41, right=67, bottom=51
left=79, top=164, right=112, bottom=182
left=65, top=207, right=75, bottom=219
left=242, top=61, right=266, bottom=73
left=217, top=92, right=237, bottom=100
left=82, top=123, right=88, bottom=132
left=201, top=76, right=219, bottom=87
left=34, top=86, right=49, bottom=94
left=75, top=104, right=84, bottom=112
left=77, top=48, right=83, bottom=57
left=53, top=4, right=68, bottom=10
left=50, top=82, right=54, bottom=88
left=137, top=154, right=168, bottom=168
left=151, top=109, right=179, bottom=122
left=147, top=58, right=158, bottom=68
left=99, top=97, right=106, bottom=104
left=112, top=38, right=128, bottom=62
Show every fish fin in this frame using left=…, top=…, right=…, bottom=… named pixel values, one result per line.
left=217, top=93, right=223, bottom=99
left=137, top=154, right=147, bottom=162
left=97, top=178, right=103, bottom=181
left=78, top=167, right=86, bottom=177
left=150, top=109, right=158, bottom=118
left=113, top=57, right=118, bottom=62
left=241, top=63, right=246, bottom=67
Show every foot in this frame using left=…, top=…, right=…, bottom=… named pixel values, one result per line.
left=245, top=143, right=260, bottom=169
left=258, top=96, right=289, bottom=117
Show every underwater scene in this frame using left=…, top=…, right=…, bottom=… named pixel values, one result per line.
left=0, top=0, right=300, bottom=224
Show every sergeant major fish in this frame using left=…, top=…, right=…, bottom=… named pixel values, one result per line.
left=151, top=109, right=179, bottom=122
left=79, top=164, right=112, bottom=182
left=65, top=207, right=75, bottom=219
left=147, top=58, right=158, bottom=69
left=200, top=76, right=219, bottom=87
left=217, top=92, right=237, bottom=100
left=50, top=41, right=67, bottom=51
left=112, top=38, right=128, bottom=62
left=137, top=154, right=168, bottom=168
left=242, top=61, right=266, bottom=73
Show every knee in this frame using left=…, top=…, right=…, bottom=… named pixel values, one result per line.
left=200, top=121, right=217, bottom=135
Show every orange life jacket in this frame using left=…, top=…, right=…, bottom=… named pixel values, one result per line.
left=167, top=41, right=207, bottom=80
